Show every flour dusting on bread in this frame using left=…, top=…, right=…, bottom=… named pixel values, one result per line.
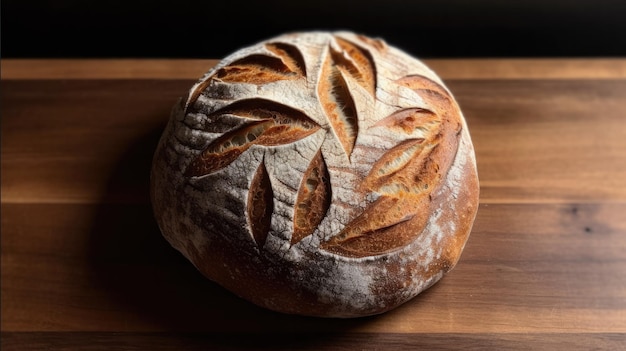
left=151, top=31, right=479, bottom=317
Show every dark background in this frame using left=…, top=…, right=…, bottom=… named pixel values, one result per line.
left=2, top=0, right=626, bottom=59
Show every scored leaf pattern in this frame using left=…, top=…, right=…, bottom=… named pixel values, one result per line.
left=317, top=37, right=377, bottom=160
left=371, top=108, right=439, bottom=135
left=320, top=74, right=462, bottom=258
left=184, top=35, right=461, bottom=256
left=292, top=150, right=332, bottom=246
left=331, top=38, right=377, bottom=97
left=248, top=160, right=273, bottom=247
left=319, top=194, right=431, bottom=258
left=184, top=42, right=306, bottom=112
left=265, top=42, right=307, bottom=78
left=185, top=98, right=321, bottom=177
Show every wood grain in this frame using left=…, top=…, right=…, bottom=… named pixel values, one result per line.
left=2, top=202, right=625, bottom=333
left=2, top=332, right=625, bottom=351
left=2, top=60, right=625, bottom=350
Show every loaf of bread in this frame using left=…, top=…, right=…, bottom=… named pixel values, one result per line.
left=150, top=31, right=479, bottom=318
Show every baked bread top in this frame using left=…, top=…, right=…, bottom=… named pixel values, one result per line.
left=150, top=31, right=479, bottom=317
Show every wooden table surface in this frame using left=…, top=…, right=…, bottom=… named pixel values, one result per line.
left=2, top=58, right=626, bottom=350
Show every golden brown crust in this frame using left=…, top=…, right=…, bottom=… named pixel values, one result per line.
left=150, top=31, right=480, bottom=318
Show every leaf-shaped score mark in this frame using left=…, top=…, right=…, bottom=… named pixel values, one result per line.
left=318, top=54, right=359, bottom=161
left=185, top=42, right=306, bottom=110
left=372, top=108, right=440, bottom=136
left=363, top=138, right=434, bottom=194
left=265, top=42, right=307, bottom=78
left=185, top=99, right=321, bottom=177
left=395, top=75, right=453, bottom=114
left=248, top=161, right=273, bottom=248
left=320, top=193, right=430, bottom=258
left=292, top=150, right=332, bottom=246
left=316, top=37, right=377, bottom=161
left=331, top=38, right=377, bottom=97
left=215, top=42, right=306, bottom=84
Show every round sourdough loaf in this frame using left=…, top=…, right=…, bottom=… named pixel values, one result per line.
left=150, top=31, right=479, bottom=318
